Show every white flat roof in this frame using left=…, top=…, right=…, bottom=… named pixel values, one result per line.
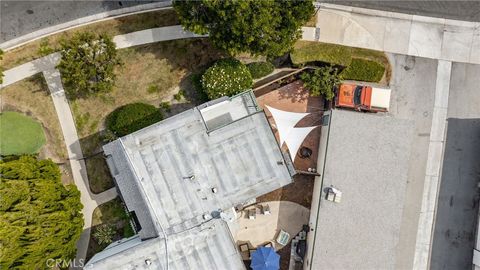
left=85, top=219, right=245, bottom=270
left=96, top=92, right=294, bottom=270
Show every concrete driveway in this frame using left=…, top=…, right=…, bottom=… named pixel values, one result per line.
left=385, top=54, right=438, bottom=269
left=326, top=1, right=480, bottom=22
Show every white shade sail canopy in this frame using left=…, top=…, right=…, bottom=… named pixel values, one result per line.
left=284, top=126, right=317, bottom=161
left=265, top=105, right=310, bottom=145
left=265, top=105, right=318, bottom=161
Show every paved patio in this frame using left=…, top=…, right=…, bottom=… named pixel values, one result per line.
left=233, top=201, right=310, bottom=253
left=256, top=80, right=324, bottom=172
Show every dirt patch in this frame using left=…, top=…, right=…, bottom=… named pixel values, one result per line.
left=257, top=174, right=314, bottom=209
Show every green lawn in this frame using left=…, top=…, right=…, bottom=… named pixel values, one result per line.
left=341, top=58, right=386, bottom=82
left=290, top=41, right=391, bottom=83
left=0, top=111, right=46, bottom=155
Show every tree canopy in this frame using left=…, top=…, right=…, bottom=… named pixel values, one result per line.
left=0, top=156, right=84, bottom=269
left=58, top=32, right=120, bottom=99
left=173, top=0, right=314, bottom=57
left=300, top=66, right=341, bottom=100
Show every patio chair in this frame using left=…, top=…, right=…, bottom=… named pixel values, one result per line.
left=262, top=241, right=274, bottom=248
left=248, top=208, right=256, bottom=220
left=249, top=249, right=257, bottom=260
left=263, top=204, right=271, bottom=215
left=239, top=243, right=249, bottom=253
left=276, top=230, right=290, bottom=246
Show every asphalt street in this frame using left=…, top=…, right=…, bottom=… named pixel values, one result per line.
left=0, top=0, right=156, bottom=42
left=430, top=63, right=480, bottom=270
left=326, top=1, right=480, bottom=22
left=431, top=119, right=480, bottom=270
left=3, top=1, right=480, bottom=43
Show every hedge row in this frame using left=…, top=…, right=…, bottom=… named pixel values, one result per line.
left=290, top=41, right=388, bottom=82
left=290, top=42, right=352, bottom=66
left=106, top=103, right=163, bottom=137
left=340, top=58, right=385, bottom=82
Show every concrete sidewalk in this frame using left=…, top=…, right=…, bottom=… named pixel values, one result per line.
left=0, top=1, right=173, bottom=51
left=1, top=52, right=60, bottom=88
left=412, top=60, right=452, bottom=270
left=42, top=68, right=117, bottom=261
left=302, top=3, right=480, bottom=64
left=114, top=25, right=205, bottom=49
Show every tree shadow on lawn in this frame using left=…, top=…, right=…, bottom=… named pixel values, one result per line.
left=113, top=8, right=180, bottom=35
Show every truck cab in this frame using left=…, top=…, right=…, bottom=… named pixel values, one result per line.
left=335, top=83, right=391, bottom=112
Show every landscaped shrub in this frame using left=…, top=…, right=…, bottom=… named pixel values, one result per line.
left=201, top=58, right=253, bottom=99
left=247, top=62, right=275, bottom=79
left=106, top=103, right=163, bottom=136
left=93, top=224, right=116, bottom=245
left=300, top=66, right=341, bottom=100
left=291, top=41, right=353, bottom=66
left=341, top=58, right=385, bottom=82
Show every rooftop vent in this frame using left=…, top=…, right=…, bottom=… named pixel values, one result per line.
left=183, top=175, right=195, bottom=181
left=145, top=259, right=152, bottom=266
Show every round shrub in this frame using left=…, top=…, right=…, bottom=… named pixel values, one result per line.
left=106, top=103, right=163, bottom=137
left=246, top=62, right=275, bottom=79
left=201, top=58, right=253, bottom=100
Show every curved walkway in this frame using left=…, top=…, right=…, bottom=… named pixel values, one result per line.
left=43, top=68, right=118, bottom=261
left=0, top=25, right=205, bottom=263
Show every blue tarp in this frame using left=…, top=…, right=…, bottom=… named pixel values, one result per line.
left=250, top=247, right=280, bottom=270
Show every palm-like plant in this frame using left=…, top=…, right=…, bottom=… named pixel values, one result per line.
left=93, top=224, right=116, bottom=245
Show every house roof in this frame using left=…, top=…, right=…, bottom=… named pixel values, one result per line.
left=94, top=91, right=294, bottom=269
left=85, top=219, right=245, bottom=270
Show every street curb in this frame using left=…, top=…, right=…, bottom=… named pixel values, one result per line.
left=0, top=1, right=173, bottom=51
left=318, top=3, right=479, bottom=25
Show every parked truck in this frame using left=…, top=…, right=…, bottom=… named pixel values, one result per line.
left=335, top=83, right=391, bottom=112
